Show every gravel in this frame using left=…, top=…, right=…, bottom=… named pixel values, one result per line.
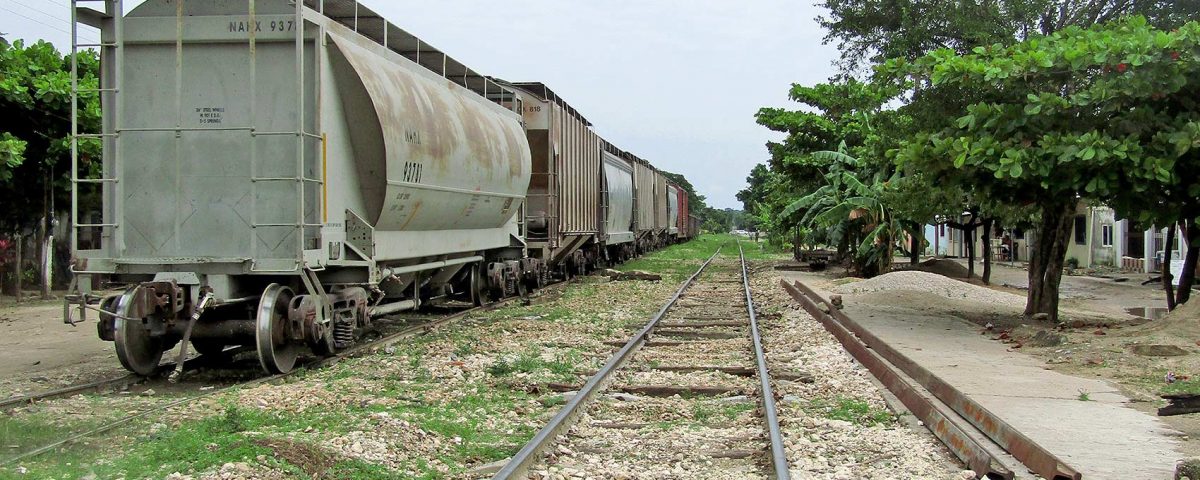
left=831, top=271, right=1026, bottom=307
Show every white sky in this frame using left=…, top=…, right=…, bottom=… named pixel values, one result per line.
left=0, top=0, right=839, bottom=209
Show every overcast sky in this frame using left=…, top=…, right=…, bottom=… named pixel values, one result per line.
left=0, top=0, right=839, bottom=209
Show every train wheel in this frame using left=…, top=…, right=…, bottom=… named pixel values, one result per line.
left=113, top=287, right=165, bottom=376
left=470, top=263, right=488, bottom=306
left=256, top=284, right=301, bottom=374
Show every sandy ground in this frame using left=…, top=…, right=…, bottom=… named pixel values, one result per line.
left=786, top=258, right=1200, bottom=470
left=952, top=258, right=1167, bottom=319
left=0, top=294, right=128, bottom=398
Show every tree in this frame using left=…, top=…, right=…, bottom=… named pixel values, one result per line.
left=0, top=37, right=101, bottom=297
left=818, top=0, right=1195, bottom=73
left=885, top=17, right=1200, bottom=319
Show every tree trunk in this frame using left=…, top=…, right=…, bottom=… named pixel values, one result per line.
left=37, top=216, right=50, bottom=300
left=13, top=234, right=22, bottom=303
left=909, top=223, right=921, bottom=265
left=836, top=231, right=850, bottom=262
left=1035, top=204, right=1077, bottom=321
left=1025, top=202, right=1074, bottom=320
left=966, top=226, right=976, bottom=279
left=1175, top=221, right=1198, bottom=307
left=982, top=218, right=994, bottom=285
left=1025, top=221, right=1052, bottom=315
left=1164, top=224, right=1178, bottom=310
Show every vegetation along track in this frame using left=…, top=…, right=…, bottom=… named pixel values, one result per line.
left=494, top=243, right=792, bottom=479
left=0, top=280, right=574, bottom=467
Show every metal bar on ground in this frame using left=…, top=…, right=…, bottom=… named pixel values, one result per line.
left=780, top=280, right=1014, bottom=480
left=739, top=244, right=790, bottom=480
left=796, top=280, right=1081, bottom=480
left=492, top=248, right=724, bottom=480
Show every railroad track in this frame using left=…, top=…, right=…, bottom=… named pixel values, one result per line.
left=0, top=280, right=574, bottom=466
left=781, top=279, right=1081, bottom=480
left=494, top=244, right=791, bottom=479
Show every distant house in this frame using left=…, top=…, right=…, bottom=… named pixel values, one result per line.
left=923, top=201, right=1186, bottom=275
left=924, top=216, right=1029, bottom=262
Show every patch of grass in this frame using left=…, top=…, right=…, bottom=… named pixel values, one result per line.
left=740, top=240, right=791, bottom=261
left=621, top=234, right=726, bottom=277
left=720, top=402, right=756, bottom=420
left=390, top=389, right=536, bottom=465
left=485, top=349, right=580, bottom=381
left=540, top=394, right=566, bottom=407
left=1161, top=378, right=1200, bottom=395
left=810, top=397, right=894, bottom=426
left=454, top=338, right=479, bottom=357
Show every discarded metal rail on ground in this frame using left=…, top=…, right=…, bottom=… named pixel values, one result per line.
left=780, top=279, right=1081, bottom=480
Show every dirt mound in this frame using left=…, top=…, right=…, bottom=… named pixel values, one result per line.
left=832, top=270, right=1025, bottom=308
left=1117, top=299, right=1200, bottom=345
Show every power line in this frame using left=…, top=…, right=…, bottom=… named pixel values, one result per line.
left=15, top=0, right=69, bottom=24
left=5, top=0, right=101, bottom=44
left=0, top=5, right=71, bottom=36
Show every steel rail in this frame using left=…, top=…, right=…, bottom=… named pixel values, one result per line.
left=738, top=244, right=790, bottom=480
left=781, top=280, right=1015, bottom=479
left=1, top=373, right=141, bottom=411
left=788, top=280, right=1081, bottom=480
left=492, top=247, right=724, bottom=480
left=0, top=280, right=574, bottom=467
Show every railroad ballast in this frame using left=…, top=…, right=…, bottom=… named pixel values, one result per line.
left=62, top=0, right=697, bottom=375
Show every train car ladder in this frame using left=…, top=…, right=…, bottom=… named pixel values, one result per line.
left=70, top=0, right=123, bottom=256
left=247, top=0, right=325, bottom=272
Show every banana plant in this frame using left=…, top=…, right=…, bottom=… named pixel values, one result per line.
left=778, top=146, right=904, bottom=276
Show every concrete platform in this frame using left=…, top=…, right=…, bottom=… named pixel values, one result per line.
left=783, top=273, right=1183, bottom=479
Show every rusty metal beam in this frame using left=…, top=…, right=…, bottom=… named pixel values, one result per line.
left=791, top=281, right=1082, bottom=480
left=781, top=280, right=1014, bottom=479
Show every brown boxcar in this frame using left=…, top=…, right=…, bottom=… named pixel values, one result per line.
left=509, top=82, right=602, bottom=275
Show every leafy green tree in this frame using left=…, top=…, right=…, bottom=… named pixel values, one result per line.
left=818, top=0, right=1195, bottom=73
left=885, top=17, right=1200, bottom=319
left=0, top=37, right=101, bottom=296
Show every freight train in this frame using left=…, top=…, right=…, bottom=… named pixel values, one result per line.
left=62, top=0, right=697, bottom=375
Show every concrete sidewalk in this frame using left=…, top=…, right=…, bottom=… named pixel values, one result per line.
left=783, top=273, right=1183, bottom=479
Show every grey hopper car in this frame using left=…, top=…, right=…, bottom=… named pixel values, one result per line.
left=65, top=0, right=542, bottom=375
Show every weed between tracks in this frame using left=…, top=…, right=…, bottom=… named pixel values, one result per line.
left=0, top=236, right=726, bottom=479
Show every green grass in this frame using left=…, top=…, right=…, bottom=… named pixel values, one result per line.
left=810, top=397, right=895, bottom=426
left=622, top=234, right=727, bottom=278
left=485, top=349, right=580, bottom=381
left=1077, top=390, right=1091, bottom=401
left=1161, top=378, right=1200, bottom=395
left=739, top=239, right=792, bottom=261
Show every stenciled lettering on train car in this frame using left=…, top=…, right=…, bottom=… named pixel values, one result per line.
left=195, top=106, right=225, bottom=125
left=227, top=19, right=295, bottom=33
